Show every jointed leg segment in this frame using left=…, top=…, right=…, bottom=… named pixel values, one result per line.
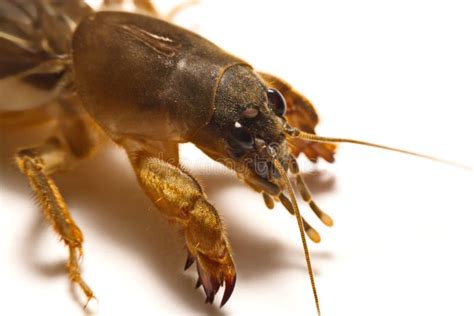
left=15, top=101, right=102, bottom=304
left=129, top=149, right=236, bottom=306
left=16, top=137, right=94, bottom=303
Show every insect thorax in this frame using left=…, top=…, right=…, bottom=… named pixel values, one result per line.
left=72, top=12, right=248, bottom=143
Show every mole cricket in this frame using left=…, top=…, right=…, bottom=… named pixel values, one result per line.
left=1, top=0, right=472, bottom=315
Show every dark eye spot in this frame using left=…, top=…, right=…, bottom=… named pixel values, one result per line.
left=242, top=107, right=258, bottom=118
left=267, top=88, right=286, bottom=117
left=232, top=123, right=254, bottom=149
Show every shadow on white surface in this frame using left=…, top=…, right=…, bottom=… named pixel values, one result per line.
left=0, top=124, right=335, bottom=315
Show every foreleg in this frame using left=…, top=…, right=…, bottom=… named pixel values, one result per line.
left=129, top=150, right=236, bottom=306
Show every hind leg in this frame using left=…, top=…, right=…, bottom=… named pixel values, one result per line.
left=15, top=100, right=103, bottom=304
left=259, top=72, right=337, bottom=163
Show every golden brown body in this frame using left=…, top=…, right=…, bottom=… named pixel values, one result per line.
left=1, top=0, right=335, bottom=310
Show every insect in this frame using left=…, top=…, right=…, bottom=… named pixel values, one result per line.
left=1, top=0, right=472, bottom=315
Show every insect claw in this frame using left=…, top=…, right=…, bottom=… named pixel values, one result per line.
left=195, top=278, right=202, bottom=289
left=83, top=295, right=99, bottom=311
left=194, top=254, right=236, bottom=306
left=205, top=290, right=215, bottom=304
left=184, top=253, right=195, bottom=270
left=211, top=276, right=220, bottom=295
left=220, top=273, right=236, bottom=308
left=196, top=259, right=214, bottom=300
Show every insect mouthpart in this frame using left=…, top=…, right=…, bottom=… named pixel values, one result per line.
left=248, top=139, right=285, bottom=180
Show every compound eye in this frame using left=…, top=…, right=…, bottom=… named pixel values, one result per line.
left=267, top=88, right=286, bottom=117
left=232, top=122, right=254, bottom=149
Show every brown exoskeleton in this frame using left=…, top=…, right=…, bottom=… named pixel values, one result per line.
left=1, top=1, right=469, bottom=314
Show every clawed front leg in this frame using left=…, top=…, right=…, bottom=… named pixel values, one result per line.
left=129, top=148, right=236, bottom=306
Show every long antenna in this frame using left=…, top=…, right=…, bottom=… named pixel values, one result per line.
left=290, top=129, right=472, bottom=170
left=271, top=156, right=321, bottom=316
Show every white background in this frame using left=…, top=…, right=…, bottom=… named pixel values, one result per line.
left=1, top=0, right=473, bottom=315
